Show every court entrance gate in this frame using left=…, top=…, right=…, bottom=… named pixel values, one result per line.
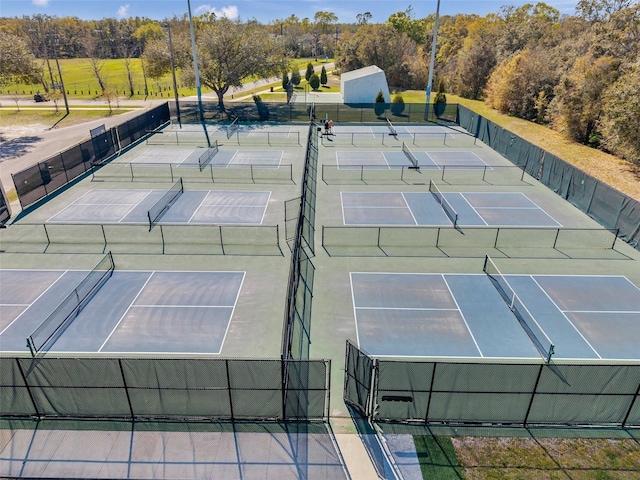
left=343, top=340, right=640, bottom=427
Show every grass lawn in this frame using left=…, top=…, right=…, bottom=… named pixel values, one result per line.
left=413, top=435, right=464, bottom=479
left=0, top=109, right=134, bottom=130
left=450, top=436, right=640, bottom=479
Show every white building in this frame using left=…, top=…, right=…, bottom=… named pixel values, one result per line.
left=341, top=65, right=391, bottom=104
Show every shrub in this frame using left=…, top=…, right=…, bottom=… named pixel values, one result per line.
left=305, top=62, right=314, bottom=81
left=291, top=70, right=301, bottom=86
left=374, top=90, right=386, bottom=116
left=391, top=94, right=405, bottom=115
left=320, top=66, right=327, bottom=85
left=309, top=73, right=320, bottom=90
left=282, top=72, right=289, bottom=90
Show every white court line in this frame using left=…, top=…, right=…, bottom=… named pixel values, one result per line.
left=514, top=193, right=562, bottom=227
left=186, top=191, right=210, bottom=223
left=98, top=272, right=154, bottom=352
left=479, top=206, right=540, bottom=210
left=227, top=150, right=240, bottom=167
left=442, top=274, right=484, bottom=357
left=529, top=276, right=602, bottom=359
left=459, top=193, right=490, bottom=226
left=259, top=192, right=271, bottom=224
left=380, top=151, right=399, bottom=170
left=45, top=190, right=94, bottom=222
left=117, top=190, right=154, bottom=223
left=341, top=192, right=346, bottom=225
left=217, top=272, right=246, bottom=354
left=0, top=303, right=30, bottom=307
left=133, top=304, right=236, bottom=308
left=355, top=307, right=459, bottom=311
left=349, top=273, right=362, bottom=349
left=0, top=270, right=68, bottom=336
left=564, top=310, right=640, bottom=314
left=400, top=192, right=419, bottom=225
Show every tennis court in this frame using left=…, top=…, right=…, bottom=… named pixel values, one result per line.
left=336, top=150, right=487, bottom=170
left=351, top=272, right=640, bottom=360
left=341, top=191, right=561, bottom=227
left=0, top=268, right=245, bottom=354
left=47, top=188, right=271, bottom=225
left=332, top=124, right=453, bottom=139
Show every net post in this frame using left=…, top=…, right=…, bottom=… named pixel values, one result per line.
left=225, top=359, right=235, bottom=421
left=482, top=254, right=489, bottom=273
left=443, top=133, right=447, bottom=145
left=612, top=229, right=619, bottom=249
left=129, top=163, right=134, bottom=181
left=118, top=359, right=135, bottom=419
left=219, top=225, right=225, bottom=255
left=236, top=130, right=240, bottom=146
left=169, top=163, right=174, bottom=182
left=482, top=165, right=487, bottom=182
left=546, top=345, right=554, bottom=364
left=441, top=165, right=446, bottom=182
left=552, top=228, right=561, bottom=249
left=100, top=224, right=107, bottom=254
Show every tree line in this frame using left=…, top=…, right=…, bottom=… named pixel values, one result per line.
left=1, top=0, right=638, bottom=161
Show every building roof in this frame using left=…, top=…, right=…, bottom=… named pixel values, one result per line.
left=341, top=65, right=384, bottom=81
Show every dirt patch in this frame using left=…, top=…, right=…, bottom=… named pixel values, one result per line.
left=0, top=124, right=50, bottom=140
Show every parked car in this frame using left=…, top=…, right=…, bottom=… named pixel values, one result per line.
left=34, top=93, right=48, bottom=102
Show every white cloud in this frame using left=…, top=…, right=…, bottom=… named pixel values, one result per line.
left=32, top=0, right=49, bottom=6
left=194, top=4, right=239, bottom=19
left=117, top=4, right=130, bottom=19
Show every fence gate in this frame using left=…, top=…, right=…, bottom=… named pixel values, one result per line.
left=344, top=340, right=377, bottom=418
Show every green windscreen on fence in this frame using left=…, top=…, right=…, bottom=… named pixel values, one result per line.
left=344, top=341, right=640, bottom=426
left=457, top=105, right=639, bottom=250
left=0, top=357, right=330, bottom=421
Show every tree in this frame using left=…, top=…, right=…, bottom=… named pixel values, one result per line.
left=313, top=11, right=338, bottom=34
left=549, top=54, right=621, bottom=144
left=291, top=69, right=301, bottom=86
left=598, top=66, right=640, bottom=162
left=320, top=66, right=327, bottom=85
left=485, top=48, right=558, bottom=121
left=0, top=31, right=40, bottom=87
left=49, top=89, right=63, bottom=112
left=179, top=18, right=289, bottom=108
left=305, top=62, right=314, bottom=81
left=309, top=73, right=320, bottom=90
left=387, top=6, right=427, bottom=44
left=356, top=12, right=372, bottom=25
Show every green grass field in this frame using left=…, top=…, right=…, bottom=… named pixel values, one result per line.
left=1, top=57, right=334, bottom=101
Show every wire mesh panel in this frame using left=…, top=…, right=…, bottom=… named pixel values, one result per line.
left=343, top=340, right=376, bottom=418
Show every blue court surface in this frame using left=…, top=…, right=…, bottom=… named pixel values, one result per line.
left=47, top=189, right=271, bottom=224
left=341, top=191, right=561, bottom=227
left=336, top=150, right=487, bottom=170
left=351, top=273, right=640, bottom=360
left=129, top=148, right=284, bottom=167
left=0, top=269, right=245, bottom=354
left=332, top=124, right=452, bottom=139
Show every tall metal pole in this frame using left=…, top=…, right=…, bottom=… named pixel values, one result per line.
left=51, top=35, right=69, bottom=114
left=186, top=0, right=204, bottom=122
left=165, top=23, right=181, bottom=127
left=426, top=0, right=441, bottom=121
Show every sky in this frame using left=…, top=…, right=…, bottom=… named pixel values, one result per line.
left=1, top=0, right=580, bottom=23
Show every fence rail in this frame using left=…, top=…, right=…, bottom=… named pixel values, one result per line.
left=92, top=162, right=294, bottom=184
left=322, top=226, right=620, bottom=257
left=0, top=223, right=282, bottom=256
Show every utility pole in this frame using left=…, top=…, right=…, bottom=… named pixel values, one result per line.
left=186, top=0, right=204, bottom=122
left=51, top=34, right=69, bottom=114
left=165, top=22, right=181, bottom=127
left=426, top=0, right=441, bottom=121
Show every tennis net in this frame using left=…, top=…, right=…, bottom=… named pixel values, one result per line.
left=402, top=141, right=419, bottom=169
left=227, top=117, right=239, bottom=139
left=386, top=118, right=397, bottom=136
left=428, top=180, right=459, bottom=227
left=147, top=178, right=184, bottom=230
left=483, top=255, right=555, bottom=363
left=198, top=140, right=219, bottom=171
left=26, top=252, right=115, bottom=356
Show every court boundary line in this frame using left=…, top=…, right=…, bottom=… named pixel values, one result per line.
left=98, top=272, right=154, bottom=352
left=118, top=190, right=154, bottom=223
left=563, top=310, right=640, bottom=314
left=400, top=193, right=419, bottom=225
left=0, top=270, right=68, bottom=336
left=218, top=272, right=246, bottom=355
left=442, top=274, right=484, bottom=357
left=349, top=273, right=361, bottom=349
left=529, top=276, right=602, bottom=359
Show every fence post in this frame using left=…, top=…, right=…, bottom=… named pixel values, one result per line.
left=524, top=364, right=545, bottom=425
left=16, top=359, right=40, bottom=417
left=118, top=359, right=135, bottom=419
left=424, top=362, right=437, bottom=424
left=621, top=379, right=640, bottom=427
left=225, top=359, right=235, bottom=421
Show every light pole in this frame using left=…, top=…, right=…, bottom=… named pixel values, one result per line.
left=50, top=35, right=69, bottom=114
left=426, top=0, right=441, bottom=121
left=186, top=0, right=204, bottom=122
left=165, top=22, right=181, bottom=127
